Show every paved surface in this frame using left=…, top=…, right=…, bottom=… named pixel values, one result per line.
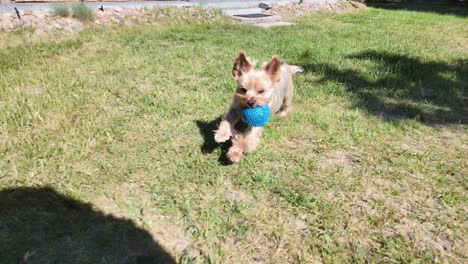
left=222, top=7, right=263, bottom=16
left=208, top=0, right=297, bottom=27
left=194, top=0, right=336, bottom=27
left=192, top=0, right=300, bottom=9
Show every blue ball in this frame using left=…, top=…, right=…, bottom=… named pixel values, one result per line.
left=241, top=105, right=271, bottom=127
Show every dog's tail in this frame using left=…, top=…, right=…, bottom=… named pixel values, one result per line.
left=284, top=64, right=304, bottom=75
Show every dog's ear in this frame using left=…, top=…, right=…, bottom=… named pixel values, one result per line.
left=264, top=56, right=281, bottom=83
left=232, top=51, right=253, bottom=78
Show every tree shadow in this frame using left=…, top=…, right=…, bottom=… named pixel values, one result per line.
left=0, top=187, right=176, bottom=264
left=195, top=117, right=248, bottom=165
left=300, top=50, right=467, bottom=124
left=367, top=0, right=468, bottom=17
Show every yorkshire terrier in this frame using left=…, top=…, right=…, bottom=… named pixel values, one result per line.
left=214, top=51, right=303, bottom=162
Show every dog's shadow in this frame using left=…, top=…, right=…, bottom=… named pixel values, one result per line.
left=195, top=117, right=247, bottom=166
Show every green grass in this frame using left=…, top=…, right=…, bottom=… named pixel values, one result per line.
left=71, top=3, right=95, bottom=22
left=52, top=3, right=71, bottom=18
left=1, top=5, right=467, bottom=264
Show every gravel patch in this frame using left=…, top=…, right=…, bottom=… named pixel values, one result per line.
left=0, top=6, right=224, bottom=35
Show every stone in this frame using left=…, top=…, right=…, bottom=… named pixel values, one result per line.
left=35, top=21, right=48, bottom=30
left=21, top=15, right=33, bottom=23
left=62, top=25, right=74, bottom=33
left=33, top=28, right=48, bottom=39
left=70, top=21, right=84, bottom=32
left=96, top=11, right=106, bottom=18
left=11, top=19, right=23, bottom=28
left=1, top=5, right=226, bottom=36
left=123, top=20, right=134, bottom=27
left=56, top=17, right=83, bottom=32
left=2, top=12, right=14, bottom=20
left=43, top=11, right=54, bottom=18
left=111, top=16, right=122, bottom=23
left=2, top=20, right=14, bottom=32
left=294, top=218, right=308, bottom=231
left=34, top=11, right=46, bottom=20
left=259, top=3, right=272, bottom=10
left=21, top=22, right=32, bottom=29
left=99, top=17, right=111, bottom=24
left=53, top=23, right=63, bottom=30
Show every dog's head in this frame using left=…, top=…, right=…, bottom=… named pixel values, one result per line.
left=231, top=51, right=281, bottom=108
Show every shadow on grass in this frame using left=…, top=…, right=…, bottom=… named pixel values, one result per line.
left=0, top=187, right=176, bottom=264
left=195, top=117, right=233, bottom=165
left=300, top=50, right=467, bottom=124
left=367, top=0, right=468, bottom=17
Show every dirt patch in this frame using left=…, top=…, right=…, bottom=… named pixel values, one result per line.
left=265, top=0, right=368, bottom=20
left=437, top=127, right=468, bottom=150
left=399, top=140, right=427, bottom=156
left=225, top=189, right=255, bottom=203
left=351, top=179, right=466, bottom=262
left=320, top=149, right=356, bottom=169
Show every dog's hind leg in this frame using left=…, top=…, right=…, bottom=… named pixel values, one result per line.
left=279, top=65, right=303, bottom=118
left=279, top=78, right=295, bottom=119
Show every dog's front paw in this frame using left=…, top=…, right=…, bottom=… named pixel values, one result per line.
left=279, top=111, right=289, bottom=119
left=214, top=121, right=232, bottom=143
left=214, top=129, right=231, bottom=143
left=227, top=145, right=244, bottom=163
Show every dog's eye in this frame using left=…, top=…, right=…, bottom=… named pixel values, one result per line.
left=259, top=89, right=265, bottom=94
left=239, top=88, right=247, bottom=94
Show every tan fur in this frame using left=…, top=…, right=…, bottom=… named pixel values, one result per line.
left=264, top=56, right=281, bottom=83
left=279, top=77, right=295, bottom=118
left=232, top=51, right=254, bottom=78
left=215, top=51, right=303, bottom=163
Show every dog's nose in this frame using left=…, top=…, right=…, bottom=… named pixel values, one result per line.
left=246, top=100, right=255, bottom=107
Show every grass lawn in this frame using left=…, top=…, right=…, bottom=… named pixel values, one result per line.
left=1, top=5, right=467, bottom=264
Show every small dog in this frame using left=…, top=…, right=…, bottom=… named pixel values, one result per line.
left=214, top=51, right=303, bottom=162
